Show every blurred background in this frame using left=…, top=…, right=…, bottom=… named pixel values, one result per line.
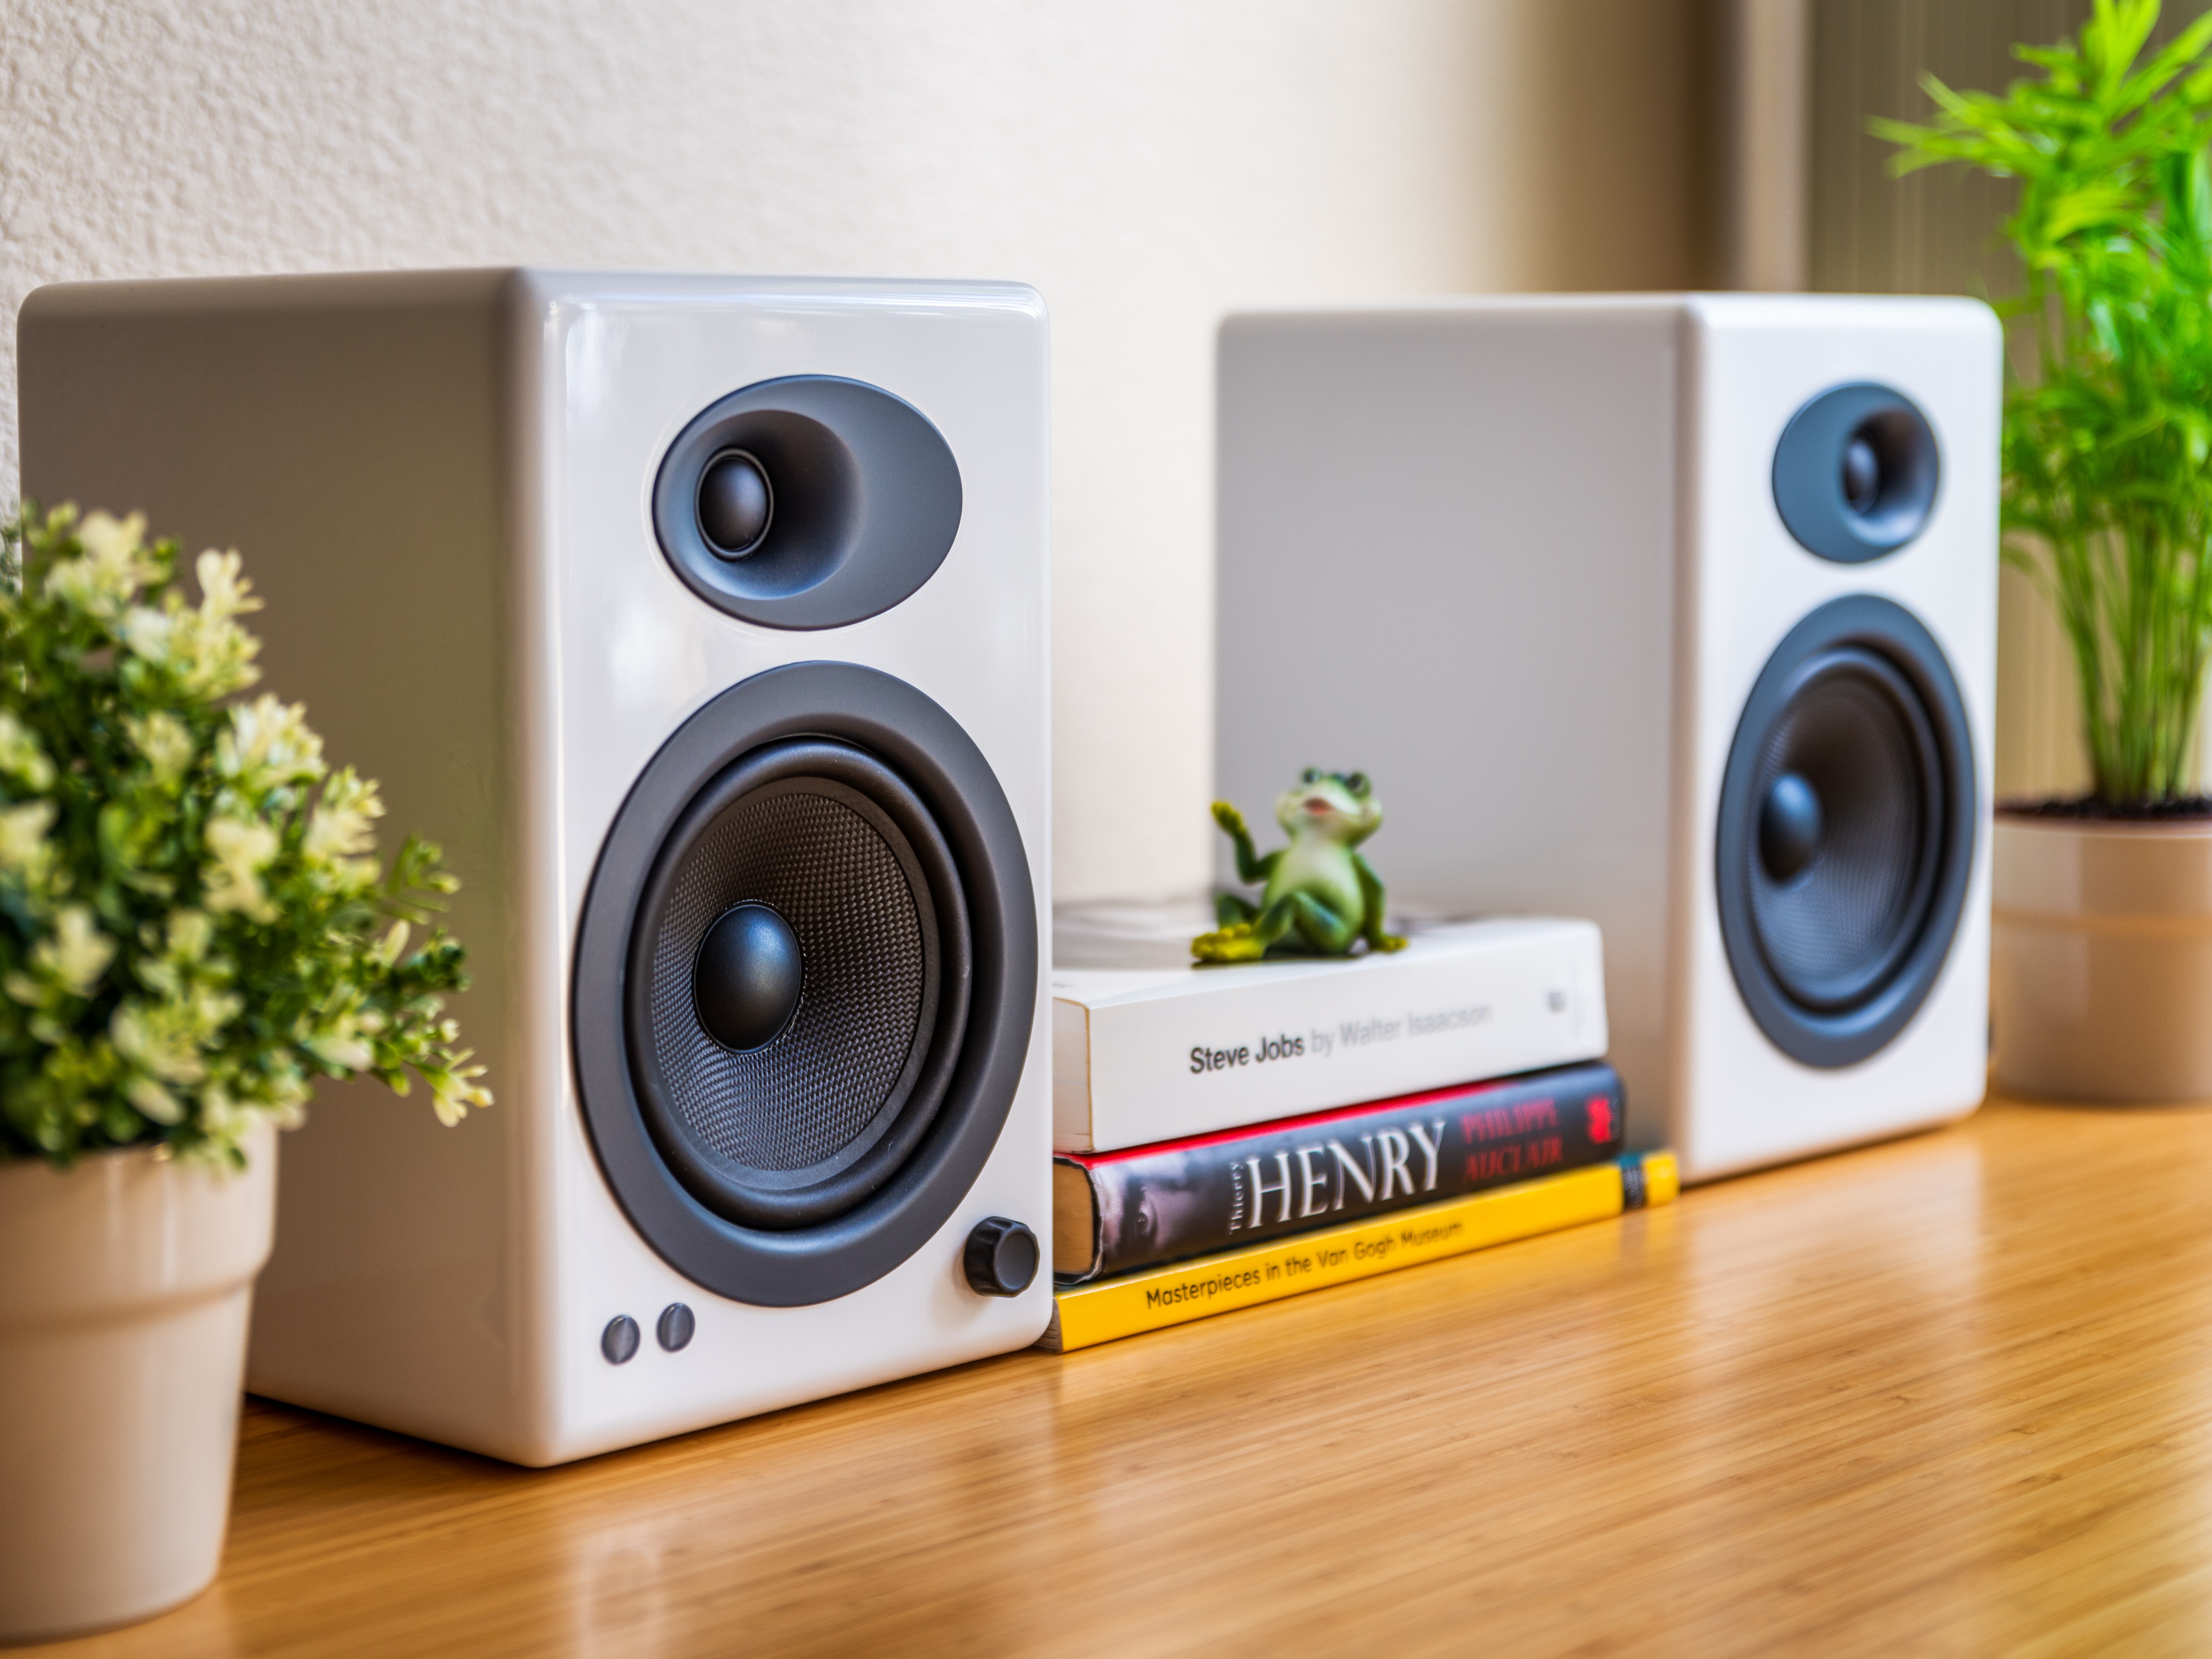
left=0, top=0, right=2197, bottom=901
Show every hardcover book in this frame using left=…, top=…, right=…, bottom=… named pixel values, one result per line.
left=1039, top=1151, right=1680, bottom=1352
left=1054, top=1061, right=1625, bottom=1282
left=1051, top=918, right=1607, bottom=1153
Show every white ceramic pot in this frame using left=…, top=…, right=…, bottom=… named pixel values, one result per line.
left=1992, top=814, right=2212, bottom=1102
left=0, top=1120, right=274, bottom=1642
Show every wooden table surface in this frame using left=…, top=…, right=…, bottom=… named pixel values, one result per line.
left=31, top=1096, right=2212, bottom=1657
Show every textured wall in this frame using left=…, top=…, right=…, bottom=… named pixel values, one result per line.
left=0, top=0, right=1712, bottom=899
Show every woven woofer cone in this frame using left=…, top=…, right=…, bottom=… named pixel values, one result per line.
left=625, top=739, right=971, bottom=1230
left=574, top=662, right=1036, bottom=1308
left=1744, top=648, right=1940, bottom=1012
left=1715, top=595, right=1977, bottom=1069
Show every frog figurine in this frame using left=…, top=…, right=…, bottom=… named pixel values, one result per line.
left=1191, top=768, right=1408, bottom=963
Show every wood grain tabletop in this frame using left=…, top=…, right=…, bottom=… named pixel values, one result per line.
left=27, top=1096, right=2212, bottom=1657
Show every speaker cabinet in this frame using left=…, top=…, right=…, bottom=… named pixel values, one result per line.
left=1216, top=296, right=1997, bottom=1182
left=18, top=271, right=1051, bottom=1463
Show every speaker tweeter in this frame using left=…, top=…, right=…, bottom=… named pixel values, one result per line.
left=652, top=375, right=963, bottom=630
left=1772, top=383, right=1940, bottom=562
left=697, top=450, right=773, bottom=558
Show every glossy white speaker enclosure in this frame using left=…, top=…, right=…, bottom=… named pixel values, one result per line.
left=18, top=271, right=1053, bottom=1464
left=1216, top=295, right=1998, bottom=1182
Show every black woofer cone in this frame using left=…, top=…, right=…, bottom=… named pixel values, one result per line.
left=573, top=662, right=1037, bottom=1309
left=624, top=737, right=971, bottom=1231
left=1715, top=595, right=1978, bottom=1068
left=1745, top=647, right=1941, bottom=1012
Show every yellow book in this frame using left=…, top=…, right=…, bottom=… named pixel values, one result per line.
left=1038, top=1150, right=1679, bottom=1353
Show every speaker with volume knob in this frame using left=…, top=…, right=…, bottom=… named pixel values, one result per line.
left=19, top=269, right=1052, bottom=1463
left=1216, top=295, right=1997, bottom=1181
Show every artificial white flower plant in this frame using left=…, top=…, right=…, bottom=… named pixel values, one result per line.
left=0, top=504, right=489, bottom=1166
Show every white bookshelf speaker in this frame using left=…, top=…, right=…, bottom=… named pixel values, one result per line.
left=1216, top=295, right=1998, bottom=1182
left=19, top=271, right=1053, bottom=1464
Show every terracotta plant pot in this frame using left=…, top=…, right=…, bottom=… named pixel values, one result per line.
left=1992, top=813, right=2212, bottom=1102
left=0, top=1121, right=275, bottom=1642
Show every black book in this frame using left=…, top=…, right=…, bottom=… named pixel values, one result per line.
left=1052, top=1060, right=1626, bottom=1283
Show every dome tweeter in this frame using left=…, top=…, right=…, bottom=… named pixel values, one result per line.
left=652, top=375, right=964, bottom=629
left=697, top=450, right=773, bottom=558
left=1772, top=383, right=1941, bottom=563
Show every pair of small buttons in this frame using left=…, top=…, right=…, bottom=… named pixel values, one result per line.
left=599, top=1222, right=1038, bottom=1364
left=602, top=1303, right=695, bottom=1365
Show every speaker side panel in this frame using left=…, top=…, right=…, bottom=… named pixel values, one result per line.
left=1675, top=296, right=2000, bottom=1180
left=18, top=273, right=540, bottom=1453
left=1216, top=301, right=1685, bottom=1135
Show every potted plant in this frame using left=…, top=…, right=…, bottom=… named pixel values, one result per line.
left=0, top=505, right=489, bottom=1640
left=1881, top=0, right=2212, bottom=1101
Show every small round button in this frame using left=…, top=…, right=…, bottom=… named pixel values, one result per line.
left=602, top=1315, right=641, bottom=1365
left=963, top=1217, right=1040, bottom=1297
left=657, top=1303, right=695, bottom=1352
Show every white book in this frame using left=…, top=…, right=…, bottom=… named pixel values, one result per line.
left=1050, top=918, right=1608, bottom=1153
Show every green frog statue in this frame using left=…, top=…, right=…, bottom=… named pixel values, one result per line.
left=1191, top=768, right=1408, bottom=963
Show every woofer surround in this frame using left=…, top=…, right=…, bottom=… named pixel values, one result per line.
left=574, top=663, right=1036, bottom=1306
left=1715, top=595, right=1977, bottom=1067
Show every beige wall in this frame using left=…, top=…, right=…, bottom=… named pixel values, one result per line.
left=0, top=0, right=1714, bottom=900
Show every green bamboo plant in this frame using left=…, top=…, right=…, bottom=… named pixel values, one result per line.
left=1879, top=0, right=2212, bottom=803
left=0, top=504, right=490, bottom=1166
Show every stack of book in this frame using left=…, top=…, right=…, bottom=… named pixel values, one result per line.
left=1042, top=918, right=1678, bottom=1352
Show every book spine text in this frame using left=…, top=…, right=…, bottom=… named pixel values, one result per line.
left=1058, top=1061, right=1623, bottom=1282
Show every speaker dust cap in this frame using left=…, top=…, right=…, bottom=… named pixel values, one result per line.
left=652, top=376, right=963, bottom=629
